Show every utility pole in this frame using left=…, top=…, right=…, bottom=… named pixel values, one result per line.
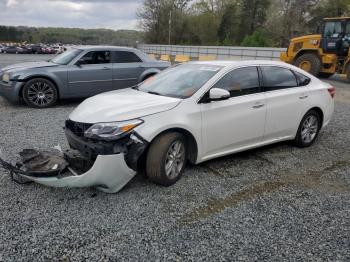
left=168, top=10, right=172, bottom=45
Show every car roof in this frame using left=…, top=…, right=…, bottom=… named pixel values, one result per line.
left=189, top=60, right=292, bottom=68
left=72, top=45, right=138, bottom=52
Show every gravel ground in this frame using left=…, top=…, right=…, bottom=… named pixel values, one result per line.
left=0, top=55, right=349, bottom=261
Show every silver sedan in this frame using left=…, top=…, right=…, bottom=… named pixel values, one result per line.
left=0, top=46, right=170, bottom=108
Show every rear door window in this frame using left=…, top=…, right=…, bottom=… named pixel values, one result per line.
left=113, top=51, right=142, bottom=63
left=261, top=66, right=298, bottom=91
left=212, top=66, right=261, bottom=97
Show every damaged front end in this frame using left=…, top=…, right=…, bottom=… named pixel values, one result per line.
left=0, top=120, right=148, bottom=193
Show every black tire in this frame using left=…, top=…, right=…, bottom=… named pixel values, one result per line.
left=146, top=132, right=187, bottom=186
left=294, top=53, right=321, bottom=76
left=22, top=78, right=58, bottom=108
left=294, top=110, right=321, bottom=148
left=318, top=72, right=334, bottom=79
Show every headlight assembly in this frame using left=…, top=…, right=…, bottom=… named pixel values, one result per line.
left=2, top=73, right=10, bottom=83
left=84, top=119, right=144, bottom=141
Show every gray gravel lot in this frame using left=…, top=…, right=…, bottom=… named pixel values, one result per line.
left=0, top=54, right=349, bottom=261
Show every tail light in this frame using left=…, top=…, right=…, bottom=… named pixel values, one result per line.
left=328, top=86, right=336, bottom=98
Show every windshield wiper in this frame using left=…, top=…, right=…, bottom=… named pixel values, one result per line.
left=131, top=85, right=139, bottom=90
left=147, top=91, right=162, bottom=96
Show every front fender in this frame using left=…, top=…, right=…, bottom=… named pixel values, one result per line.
left=18, top=70, right=68, bottom=97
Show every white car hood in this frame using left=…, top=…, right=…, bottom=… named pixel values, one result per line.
left=69, top=88, right=182, bottom=123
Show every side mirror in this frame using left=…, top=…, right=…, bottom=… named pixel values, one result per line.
left=209, top=88, right=230, bottom=101
left=76, top=59, right=86, bottom=66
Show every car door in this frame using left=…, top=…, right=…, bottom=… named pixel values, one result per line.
left=112, top=51, right=144, bottom=89
left=201, top=66, right=267, bottom=158
left=261, top=66, right=310, bottom=141
left=68, top=50, right=113, bottom=96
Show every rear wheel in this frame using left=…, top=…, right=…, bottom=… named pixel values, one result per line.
left=22, top=78, right=58, bottom=108
left=294, top=53, right=321, bottom=76
left=146, top=132, right=187, bottom=186
left=294, top=110, right=321, bottom=147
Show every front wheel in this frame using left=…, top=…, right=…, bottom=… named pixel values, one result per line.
left=294, top=53, right=321, bottom=76
left=294, top=110, right=321, bottom=147
left=22, top=78, right=58, bottom=108
left=146, top=132, right=187, bottom=186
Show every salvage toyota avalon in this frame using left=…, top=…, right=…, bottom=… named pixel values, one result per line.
left=3, top=61, right=335, bottom=193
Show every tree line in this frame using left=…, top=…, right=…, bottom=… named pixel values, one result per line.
left=0, top=26, right=143, bottom=46
left=138, top=0, right=350, bottom=47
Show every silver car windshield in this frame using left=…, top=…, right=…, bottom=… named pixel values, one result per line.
left=138, top=64, right=223, bottom=98
left=50, top=48, right=83, bottom=65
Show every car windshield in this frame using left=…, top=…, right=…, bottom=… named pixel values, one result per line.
left=138, top=64, right=223, bottom=98
left=50, top=48, right=83, bottom=65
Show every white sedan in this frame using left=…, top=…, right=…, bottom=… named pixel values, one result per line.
left=20, top=60, right=335, bottom=193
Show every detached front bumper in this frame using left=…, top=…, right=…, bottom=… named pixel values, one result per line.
left=6, top=121, right=148, bottom=193
left=20, top=153, right=136, bottom=193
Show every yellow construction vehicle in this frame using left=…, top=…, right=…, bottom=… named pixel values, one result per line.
left=281, top=17, right=350, bottom=81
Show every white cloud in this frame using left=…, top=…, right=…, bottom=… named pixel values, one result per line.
left=0, top=0, right=142, bottom=30
left=6, top=0, right=18, bottom=7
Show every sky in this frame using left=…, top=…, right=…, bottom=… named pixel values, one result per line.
left=0, top=0, right=144, bottom=30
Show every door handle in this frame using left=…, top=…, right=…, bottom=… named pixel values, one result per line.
left=252, top=103, right=265, bottom=109
left=299, top=94, right=308, bottom=99
left=100, top=67, right=110, bottom=70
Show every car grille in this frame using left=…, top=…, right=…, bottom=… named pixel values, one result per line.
left=65, top=120, right=93, bottom=137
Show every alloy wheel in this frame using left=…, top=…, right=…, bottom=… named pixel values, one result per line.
left=301, top=115, right=319, bottom=144
left=165, top=140, right=185, bottom=179
left=27, top=81, right=55, bottom=107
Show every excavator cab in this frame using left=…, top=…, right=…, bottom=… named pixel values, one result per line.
left=281, top=17, right=350, bottom=81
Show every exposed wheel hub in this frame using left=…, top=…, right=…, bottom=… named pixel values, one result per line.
left=299, top=61, right=311, bottom=72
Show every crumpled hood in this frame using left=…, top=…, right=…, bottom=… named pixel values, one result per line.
left=1, top=61, right=58, bottom=72
left=69, top=88, right=182, bottom=123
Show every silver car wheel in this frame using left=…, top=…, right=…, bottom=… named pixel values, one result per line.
left=301, top=115, right=319, bottom=144
left=27, top=81, right=55, bottom=107
left=165, top=140, right=185, bottom=179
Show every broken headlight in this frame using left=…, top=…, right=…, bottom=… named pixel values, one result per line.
left=84, top=119, right=143, bottom=141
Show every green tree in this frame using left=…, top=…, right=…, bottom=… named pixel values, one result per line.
left=238, top=0, right=271, bottom=42
left=218, top=3, right=240, bottom=45
left=241, top=30, right=269, bottom=46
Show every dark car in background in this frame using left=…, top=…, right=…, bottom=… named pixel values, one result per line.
left=30, top=45, right=44, bottom=54
left=0, top=46, right=170, bottom=108
left=3, top=46, right=21, bottom=54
